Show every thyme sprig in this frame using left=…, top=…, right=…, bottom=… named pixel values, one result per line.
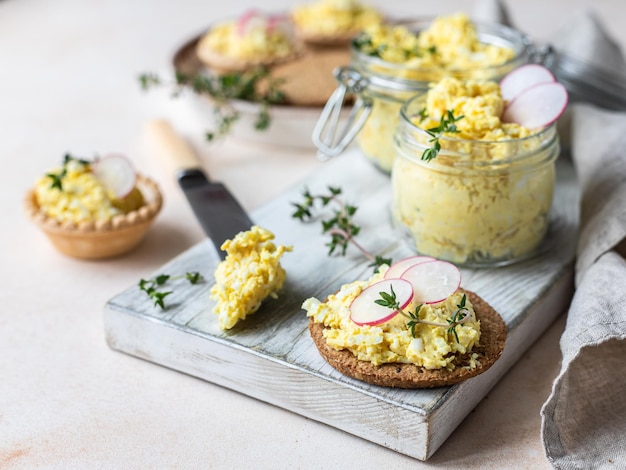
left=375, top=287, right=471, bottom=341
left=139, top=271, right=204, bottom=309
left=45, top=153, right=92, bottom=191
left=291, top=186, right=391, bottom=273
left=138, top=69, right=286, bottom=141
left=421, top=110, right=464, bottom=162
left=447, top=294, right=469, bottom=343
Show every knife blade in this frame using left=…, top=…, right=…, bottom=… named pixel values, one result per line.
left=145, top=119, right=253, bottom=260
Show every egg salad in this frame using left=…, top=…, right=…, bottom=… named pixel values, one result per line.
left=392, top=77, right=559, bottom=265
left=420, top=77, right=532, bottom=145
left=357, top=13, right=515, bottom=73
left=34, top=157, right=142, bottom=224
left=353, top=13, right=519, bottom=172
left=210, top=226, right=292, bottom=330
left=292, top=0, right=382, bottom=39
left=303, top=268, right=481, bottom=369
left=197, top=12, right=298, bottom=67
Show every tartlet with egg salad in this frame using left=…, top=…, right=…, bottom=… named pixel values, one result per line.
left=303, top=259, right=506, bottom=388
left=24, top=154, right=162, bottom=259
left=291, top=0, right=382, bottom=45
left=195, top=10, right=305, bottom=73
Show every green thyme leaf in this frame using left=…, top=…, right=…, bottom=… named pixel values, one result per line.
left=421, top=110, right=464, bottom=162
left=291, top=186, right=392, bottom=273
left=139, top=68, right=286, bottom=141
left=139, top=272, right=204, bottom=310
left=375, top=287, right=469, bottom=342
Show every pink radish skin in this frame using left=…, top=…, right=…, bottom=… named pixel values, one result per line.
left=384, top=255, right=435, bottom=279
left=350, top=278, right=414, bottom=326
left=502, top=82, right=568, bottom=129
left=500, top=64, right=556, bottom=102
left=401, top=260, right=462, bottom=304
left=237, top=10, right=264, bottom=36
left=266, top=14, right=288, bottom=33
left=92, top=154, right=137, bottom=199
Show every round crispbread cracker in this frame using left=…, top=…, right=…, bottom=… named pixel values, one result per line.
left=295, top=28, right=358, bottom=46
left=308, top=290, right=507, bottom=388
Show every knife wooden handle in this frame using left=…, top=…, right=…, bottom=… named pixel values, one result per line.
left=144, top=119, right=201, bottom=174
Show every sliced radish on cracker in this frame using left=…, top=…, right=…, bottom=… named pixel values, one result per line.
left=401, top=260, right=461, bottom=304
left=502, top=82, right=568, bottom=129
left=237, top=10, right=268, bottom=36
left=384, top=255, right=435, bottom=279
left=350, top=278, right=414, bottom=326
left=92, top=153, right=137, bottom=199
left=500, top=64, right=556, bottom=102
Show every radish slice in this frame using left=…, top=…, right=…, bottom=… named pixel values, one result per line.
left=502, top=82, right=568, bottom=129
left=236, top=10, right=257, bottom=35
left=92, top=154, right=137, bottom=199
left=401, top=260, right=461, bottom=304
left=500, top=64, right=555, bottom=102
left=237, top=10, right=267, bottom=36
left=267, top=14, right=289, bottom=33
left=350, top=278, right=414, bottom=326
left=384, top=255, right=435, bottom=279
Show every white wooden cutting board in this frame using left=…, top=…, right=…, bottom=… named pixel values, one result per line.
left=103, top=149, right=578, bottom=460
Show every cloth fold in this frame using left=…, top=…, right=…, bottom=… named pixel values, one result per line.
left=473, top=1, right=626, bottom=467
left=541, top=251, right=626, bottom=468
left=570, top=105, right=626, bottom=284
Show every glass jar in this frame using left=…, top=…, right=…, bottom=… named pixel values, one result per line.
left=313, top=19, right=538, bottom=173
left=391, top=94, right=560, bottom=267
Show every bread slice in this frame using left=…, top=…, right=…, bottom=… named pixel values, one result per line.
left=308, top=290, right=507, bottom=388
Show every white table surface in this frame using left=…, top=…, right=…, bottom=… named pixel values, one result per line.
left=3, top=0, right=624, bottom=468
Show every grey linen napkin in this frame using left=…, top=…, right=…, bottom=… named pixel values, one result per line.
left=539, top=10, right=626, bottom=469
left=541, top=103, right=626, bottom=469
left=473, top=1, right=626, bottom=467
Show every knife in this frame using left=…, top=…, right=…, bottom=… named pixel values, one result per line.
left=145, top=119, right=253, bottom=260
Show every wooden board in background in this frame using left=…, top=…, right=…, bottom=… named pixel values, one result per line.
left=104, top=149, right=578, bottom=460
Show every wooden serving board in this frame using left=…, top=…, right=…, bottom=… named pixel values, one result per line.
left=104, top=149, right=578, bottom=461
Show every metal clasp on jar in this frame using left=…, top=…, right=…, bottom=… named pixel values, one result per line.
left=312, top=66, right=372, bottom=160
left=524, top=32, right=555, bottom=67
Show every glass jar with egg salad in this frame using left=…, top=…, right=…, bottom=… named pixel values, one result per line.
left=313, top=14, right=536, bottom=173
left=391, top=83, right=560, bottom=267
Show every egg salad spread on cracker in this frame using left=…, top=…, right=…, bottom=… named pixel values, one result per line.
left=303, top=257, right=507, bottom=388
left=211, top=226, right=292, bottom=330
left=196, top=11, right=302, bottom=71
left=303, top=266, right=481, bottom=370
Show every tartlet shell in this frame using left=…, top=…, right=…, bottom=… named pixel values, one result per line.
left=24, top=174, right=163, bottom=259
left=308, top=289, right=507, bottom=388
